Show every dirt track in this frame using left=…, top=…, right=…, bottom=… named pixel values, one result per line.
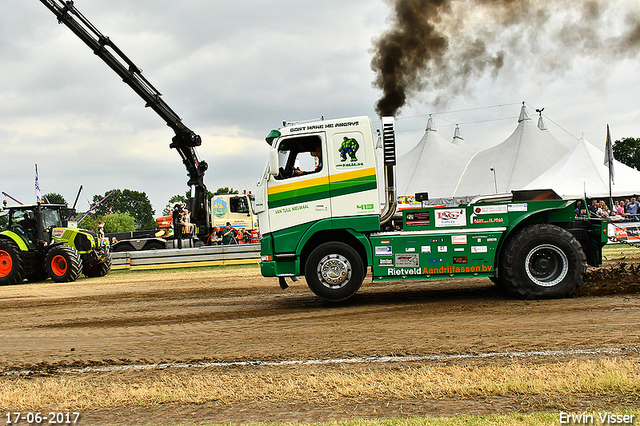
left=1, top=262, right=639, bottom=424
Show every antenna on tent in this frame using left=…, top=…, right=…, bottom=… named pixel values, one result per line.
left=535, top=108, right=544, bottom=116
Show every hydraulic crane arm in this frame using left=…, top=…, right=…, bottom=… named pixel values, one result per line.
left=39, top=0, right=209, bottom=232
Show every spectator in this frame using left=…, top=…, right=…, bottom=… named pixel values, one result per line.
left=588, top=199, right=598, bottom=217
left=208, top=226, right=222, bottom=245
left=616, top=201, right=624, bottom=216
left=625, top=197, right=640, bottom=221
left=222, top=222, right=235, bottom=245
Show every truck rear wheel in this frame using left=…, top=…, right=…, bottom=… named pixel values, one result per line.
left=500, top=223, right=586, bottom=299
left=45, top=246, right=82, bottom=283
left=304, top=242, right=364, bottom=301
left=83, top=252, right=112, bottom=278
left=0, top=240, right=25, bottom=285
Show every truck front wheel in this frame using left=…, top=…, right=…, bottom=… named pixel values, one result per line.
left=305, top=242, right=365, bottom=301
left=0, top=240, right=25, bottom=285
left=45, top=246, right=82, bottom=283
left=501, top=223, right=586, bottom=299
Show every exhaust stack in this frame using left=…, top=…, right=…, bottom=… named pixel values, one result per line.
left=379, top=116, right=397, bottom=225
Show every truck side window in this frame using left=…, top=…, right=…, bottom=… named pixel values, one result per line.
left=230, top=197, right=249, bottom=214
left=275, top=135, right=323, bottom=180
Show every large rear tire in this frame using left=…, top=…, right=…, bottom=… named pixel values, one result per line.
left=45, top=245, right=82, bottom=283
left=83, top=252, right=112, bottom=278
left=500, top=223, right=586, bottom=299
left=0, top=239, right=25, bottom=285
left=304, top=242, right=365, bottom=301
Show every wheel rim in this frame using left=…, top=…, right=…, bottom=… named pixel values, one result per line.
left=315, top=253, right=352, bottom=289
left=51, top=255, right=68, bottom=276
left=525, top=244, right=568, bottom=287
left=0, top=250, right=12, bottom=277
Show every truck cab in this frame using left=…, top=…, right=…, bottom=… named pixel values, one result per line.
left=210, top=193, right=258, bottom=231
left=256, top=117, right=384, bottom=289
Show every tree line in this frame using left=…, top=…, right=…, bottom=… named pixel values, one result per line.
left=42, top=187, right=238, bottom=234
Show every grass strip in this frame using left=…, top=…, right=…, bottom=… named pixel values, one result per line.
left=1, top=358, right=638, bottom=411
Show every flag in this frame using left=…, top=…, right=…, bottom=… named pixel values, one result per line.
left=604, top=124, right=614, bottom=185
left=35, top=164, right=41, bottom=203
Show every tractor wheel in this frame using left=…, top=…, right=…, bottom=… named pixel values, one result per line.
left=500, top=223, right=586, bottom=299
left=304, top=242, right=365, bottom=301
left=45, top=246, right=82, bottom=283
left=83, top=252, right=112, bottom=278
left=0, top=239, right=25, bottom=285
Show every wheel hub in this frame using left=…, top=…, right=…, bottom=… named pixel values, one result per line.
left=525, top=244, right=568, bottom=287
left=316, top=254, right=351, bottom=289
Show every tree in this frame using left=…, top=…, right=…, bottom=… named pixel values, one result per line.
left=43, top=192, right=74, bottom=220
left=162, top=189, right=217, bottom=215
left=613, top=137, right=640, bottom=171
left=81, top=212, right=136, bottom=233
left=44, top=193, right=67, bottom=206
left=215, top=187, right=238, bottom=195
left=91, top=189, right=156, bottom=230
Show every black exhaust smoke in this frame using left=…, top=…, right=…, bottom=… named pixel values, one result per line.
left=371, top=0, right=640, bottom=118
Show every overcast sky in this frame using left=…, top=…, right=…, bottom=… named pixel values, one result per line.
left=2, top=0, right=639, bottom=215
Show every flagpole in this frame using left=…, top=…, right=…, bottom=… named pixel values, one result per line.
left=605, top=125, right=614, bottom=209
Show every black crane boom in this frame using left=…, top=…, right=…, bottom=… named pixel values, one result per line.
left=39, top=0, right=209, bottom=233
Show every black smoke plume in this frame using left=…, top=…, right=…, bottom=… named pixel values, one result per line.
left=372, top=0, right=640, bottom=117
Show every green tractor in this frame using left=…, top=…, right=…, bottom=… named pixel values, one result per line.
left=0, top=203, right=111, bottom=285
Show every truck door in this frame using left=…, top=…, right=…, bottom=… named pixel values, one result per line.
left=266, top=134, right=330, bottom=235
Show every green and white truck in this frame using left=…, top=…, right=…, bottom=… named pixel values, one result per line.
left=256, top=116, right=608, bottom=301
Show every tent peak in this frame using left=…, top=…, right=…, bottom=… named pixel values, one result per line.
left=453, top=124, right=464, bottom=142
left=518, top=102, right=531, bottom=123
left=426, top=114, right=437, bottom=132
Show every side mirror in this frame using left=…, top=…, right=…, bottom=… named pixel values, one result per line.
left=269, top=149, right=279, bottom=176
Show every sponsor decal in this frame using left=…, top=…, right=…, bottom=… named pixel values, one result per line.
left=52, top=229, right=65, bottom=239
left=379, top=258, right=393, bottom=266
left=437, top=245, right=448, bottom=253
left=508, top=203, right=528, bottom=212
left=357, top=203, right=375, bottom=211
left=428, top=237, right=444, bottom=243
left=338, top=136, right=360, bottom=162
left=454, top=247, right=465, bottom=252
left=381, top=240, right=391, bottom=244
left=212, top=197, right=228, bottom=218
left=289, top=120, right=360, bottom=133
left=405, top=247, right=416, bottom=252
left=471, top=246, right=488, bottom=253
left=273, top=204, right=310, bottom=215
left=388, top=267, right=421, bottom=276
left=421, top=246, right=431, bottom=253
left=422, top=264, right=493, bottom=274
left=473, top=217, right=504, bottom=224
left=429, top=258, right=443, bottom=264
left=453, top=256, right=468, bottom=264
left=435, top=208, right=467, bottom=227
left=451, top=235, right=467, bottom=244
left=396, top=253, right=419, bottom=267
left=406, top=211, right=430, bottom=227
left=474, top=205, right=508, bottom=215
left=336, top=162, right=364, bottom=169
left=375, top=246, right=393, bottom=256
left=487, top=237, right=498, bottom=242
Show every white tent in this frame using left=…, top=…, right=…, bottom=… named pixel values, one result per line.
left=396, top=116, right=474, bottom=201
left=524, top=137, right=640, bottom=198
left=452, top=104, right=570, bottom=198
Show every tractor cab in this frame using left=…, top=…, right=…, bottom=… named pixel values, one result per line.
left=4, top=204, right=66, bottom=249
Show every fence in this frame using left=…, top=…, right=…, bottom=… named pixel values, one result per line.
left=111, top=244, right=261, bottom=270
